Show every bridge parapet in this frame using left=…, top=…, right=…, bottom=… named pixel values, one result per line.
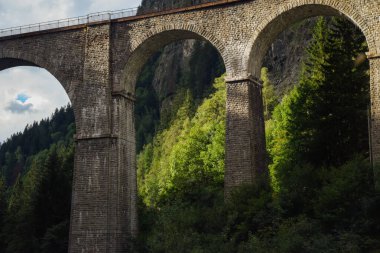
left=0, top=8, right=138, bottom=37
left=0, top=0, right=244, bottom=39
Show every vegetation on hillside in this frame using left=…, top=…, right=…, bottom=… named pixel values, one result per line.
left=135, top=41, right=225, bottom=152
left=137, top=75, right=226, bottom=207
left=0, top=106, right=74, bottom=253
left=135, top=17, right=380, bottom=252
left=0, top=105, right=74, bottom=186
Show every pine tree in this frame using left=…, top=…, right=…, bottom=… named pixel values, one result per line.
left=270, top=17, right=369, bottom=168
left=268, top=17, right=370, bottom=214
left=0, top=176, right=6, bottom=251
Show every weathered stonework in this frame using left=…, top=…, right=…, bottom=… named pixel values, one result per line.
left=225, top=77, right=267, bottom=195
left=0, top=0, right=379, bottom=252
left=368, top=55, right=380, bottom=190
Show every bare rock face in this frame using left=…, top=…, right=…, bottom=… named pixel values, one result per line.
left=151, top=40, right=197, bottom=112
left=151, top=40, right=196, bottom=101
left=263, top=18, right=316, bottom=95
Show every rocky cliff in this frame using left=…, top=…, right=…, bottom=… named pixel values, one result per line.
left=263, top=18, right=316, bottom=95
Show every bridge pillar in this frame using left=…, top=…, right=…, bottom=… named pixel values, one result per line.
left=111, top=92, right=138, bottom=239
left=69, top=136, right=131, bottom=252
left=368, top=54, right=380, bottom=191
left=224, top=76, right=268, bottom=196
left=68, top=23, right=135, bottom=252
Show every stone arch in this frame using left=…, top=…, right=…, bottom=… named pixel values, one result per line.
left=244, top=1, right=376, bottom=78
left=122, top=25, right=227, bottom=94
left=0, top=56, right=77, bottom=123
left=0, top=51, right=75, bottom=106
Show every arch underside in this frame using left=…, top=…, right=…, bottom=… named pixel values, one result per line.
left=0, top=56, right=76, bottom=105
left=246, top=3, right=374, bottom=78
left=0, top=58, right=39, bottom=71
left=122, top=29, right=225, bottom=95
left=0, top=56, right=77, bottom=125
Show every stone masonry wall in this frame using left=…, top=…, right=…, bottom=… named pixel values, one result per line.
left=0, top=29, right=85, bottom=108
left=225, top=78, right=267, bottom=195
left=369, top=56, right=380, bottom=190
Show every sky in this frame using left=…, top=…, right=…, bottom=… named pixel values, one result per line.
left=0, top=0, right=142, bottom=142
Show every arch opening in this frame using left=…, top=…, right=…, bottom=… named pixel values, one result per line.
left=245, top=4, right=374, bottom=78
left=261, top=15, right=371, bottom=166
left=238, top=3, right=380, bottom=250
left=122, top=29, right=226, bottom=95
left=0, top=58, right=39, bottom=71
left=127, top=29, right=227, bottom=209
left=248, top=6, right=380, bottom=247
left=248, top=3, right=375, bottom=177
left=0, top=63, right=74, bottom=142
left=0, top=61, right=76, bottom=252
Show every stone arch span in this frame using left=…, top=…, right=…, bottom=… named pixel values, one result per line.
left=0, top=55, right=77, bottom=104
left=231, top=0, right=380, bottom=192
left=224, top=0, right=380, bottom=193
left=244, top=1, right=376, bottom=78
left=122, top=27, right=227, bottom=94
left=0, top=58, right=38, bottom=70
left=0, top=56, right=77, bottom=125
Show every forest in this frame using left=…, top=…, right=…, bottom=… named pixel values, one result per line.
left=0, top=17, right=379, bottom=252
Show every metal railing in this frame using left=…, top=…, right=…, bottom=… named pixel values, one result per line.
left=0, top=7, right=139, bottom=37
left=0, top=0, right=235, bottom=38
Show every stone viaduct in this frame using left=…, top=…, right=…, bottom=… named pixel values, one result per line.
left=1, top=0, right=380, bottom=252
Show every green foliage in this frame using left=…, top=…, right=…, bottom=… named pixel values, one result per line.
left=244, top=158, right=380, bottom=253
left=40, top=220, right=70, bottom=253
left=137, top=156, right=380, bottom=252
left=261, top=67, right=279, bottom=120
left=313, top=157, right=377, bottom=229
left=138, top=75, right=226, bottom=206
left=0, top=176, right=6, bottom=251
left=135, top=40, right=225, bottom=151
left=0, top=104, right=74, bottom=186
left=0, top=106, right=75, bottom=253
left=135, top=52, right=161, bottom=152
left=268, top=17, right=370, bottom=214
left=137, top=188, right=226, bottom=253
left=2, top=143, right=73, bottom=253
left=136, top=17, right=379, bottom=253
left=224, top=184, right=277, bottom=251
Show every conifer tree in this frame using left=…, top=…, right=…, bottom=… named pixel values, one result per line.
left=0, top=177, right=6, bottom=251
left=270, top=17, right=369, bottom=169
left=269, top=17, right=369, bottom=213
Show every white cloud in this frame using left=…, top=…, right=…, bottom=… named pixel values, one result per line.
left=0, top=0, right=75, bottom=28
left=5, top=100, right=34, bottom=114
left=87, top=0, right=142, bottom=13
left=0, top=0, right=142, bottom=29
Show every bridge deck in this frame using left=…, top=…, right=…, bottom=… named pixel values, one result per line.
left=0, top=0, right=243, bottom=39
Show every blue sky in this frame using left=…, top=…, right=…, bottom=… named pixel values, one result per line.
left=0, top=0, right=142, bottom=142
